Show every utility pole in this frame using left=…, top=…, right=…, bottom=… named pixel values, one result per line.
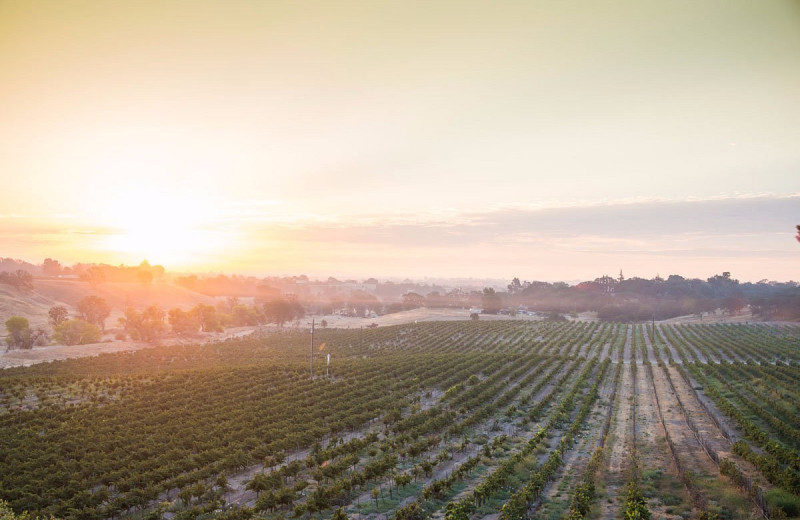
left=310, top=318, right=315, bottom=379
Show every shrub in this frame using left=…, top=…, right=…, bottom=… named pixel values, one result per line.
left=4, top=316, right=48, bottom=350
left=766, top=488, right=800, bottom=518
left=53, top=319, right=101, bottom=345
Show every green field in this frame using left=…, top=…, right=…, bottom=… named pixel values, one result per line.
left=1, top=321, right=799, bottom=520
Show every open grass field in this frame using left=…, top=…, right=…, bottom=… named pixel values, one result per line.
left=1, top=321, right=799, bottom=520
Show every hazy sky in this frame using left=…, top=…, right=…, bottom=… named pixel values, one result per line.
left=1, top=1, right=798, bottom=282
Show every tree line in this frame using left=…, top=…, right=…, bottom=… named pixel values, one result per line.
left=3, top=255, right=799, bottom=324
left=3, top=296, right=305, bottom=350
left=503, top=272, right=800, bottom=322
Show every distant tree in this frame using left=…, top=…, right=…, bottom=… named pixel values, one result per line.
left=796, top=224, right=800, bottom=243
left=320, top=319, right=328, bottom=328
left=262, top=298, right=304, bottom=327
left=81, top=265, right=106, bottom=287
left=481, top=288, right=502, bottom=314
left=17, top=270, right=33, bottom=290
left=53, top=319, right=101, bottom=345
left=0, top=270, right=33, bottom=290
left=119, top=305, right=165, bottom=342
left=722, top=294, right=746, bottom=315
left=4, top=316, right=48, bottom=350
left=190, top=303, right=223, bottom=332
left=331, top=507, right=348, bottom=520
left=119, top=308, right=142, bottom=340
left=544, top=311, right=567, bottom=322
left=402, top=292, right=425, bottom=310
left=77, top=295, right=111, bottom=331
left=4, top=316, right=30, bottom=350
left=141, top=305, right=166, bottom=340
left=168, top=308, right=200, bottom=335
left=176, top=274, right=199, bottom=290
left=595, top=275, right=617, bottom=294
left=48, top=305, right=69, bottom=328
left=348, top=289, right=380, bottom=317
left=387, top=302, right=404, bottom=314
left=42, top=258, right=62, bottom=276
left=231, top=304, right=261, bottom=326
left=425, top=291, right=448, bottom=308
left=707, top=272, right=738, bottom=298
left=136, top=269, right=153, bottom=286
left=470, top=312, right=480, bottom=321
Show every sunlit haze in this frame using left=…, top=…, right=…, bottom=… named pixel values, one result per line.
left=2, top=1, right=799, bottom=282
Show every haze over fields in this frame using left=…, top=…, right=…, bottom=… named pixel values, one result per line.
left=1, top=1, right=799, bottom=281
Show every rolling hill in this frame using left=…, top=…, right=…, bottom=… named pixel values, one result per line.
left=0, top=278, right=216, bottom=330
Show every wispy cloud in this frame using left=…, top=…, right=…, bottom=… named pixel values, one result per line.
left=2, top=194, right=797, bottom=281
left=203, top=194, right=798, bottom=281
left=247, top=194, right=798, bottom=247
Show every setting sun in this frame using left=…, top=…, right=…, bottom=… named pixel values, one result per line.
left=100, top=189, right=229, bottom=267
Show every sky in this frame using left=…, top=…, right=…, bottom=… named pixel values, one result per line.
left=1, top=1, right=798, bottom=283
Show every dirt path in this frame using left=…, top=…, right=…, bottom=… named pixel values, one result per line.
left=634, top=326, right=645, bottom=365
left=649, top=364, right=759, bottom=520
left=599, top=342, right=610, bottom=361
left=650, top=363, right=717, bottom=476
left=609, top=334, right=620, bottom=363
left=664, top=366, right=731, bottom=459
left=640, top=325, right=659, bottom=365
left=622, top=325, right=632, bottom=365
left=600, top=360, right=633, bottom=520
left=668, top=366, right=779, bottom=512
left=637, top=363, right=693, bottom=519
left=677, top=366, right=745, bottom=440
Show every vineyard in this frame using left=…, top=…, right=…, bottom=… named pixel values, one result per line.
left=1, top=320, right=799, bottom=520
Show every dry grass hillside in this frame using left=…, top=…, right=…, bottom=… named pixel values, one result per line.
left=0, top=278, right=216, bottom=329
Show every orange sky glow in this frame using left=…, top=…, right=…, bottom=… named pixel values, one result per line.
left=1, top=1, right=799, bottom=282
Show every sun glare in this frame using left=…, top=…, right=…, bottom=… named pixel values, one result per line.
left=100, top=190, right=229, bottom=267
